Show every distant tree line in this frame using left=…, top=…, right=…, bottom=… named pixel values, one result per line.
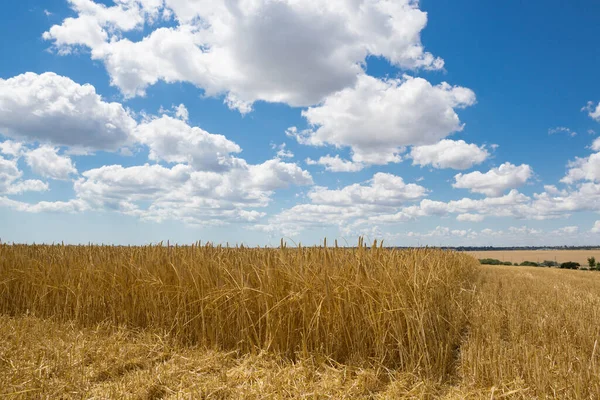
left=479, top=257, right=600, bottom=271
left=458, top=246, right=600, bottom=251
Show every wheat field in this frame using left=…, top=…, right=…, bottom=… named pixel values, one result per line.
left=467, top=249, right=600, bottom=266
left=1, top=242, right=599, bottom=398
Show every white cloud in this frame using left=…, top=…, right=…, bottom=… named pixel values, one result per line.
left=44, top=0, right=443, bottom=111
left=174, top=104, right=189, bottom=121
left=526, top=182, right=600, bottom=219
left=272, top=143, right=294, bottom=159
left=453, top=163, right=533, bottom=197
left=75, top=163, right=192, bottom=208
left=403, top=224, right=577, bottom=244
left=0, top=72, right=136, bottom=150
left=399, top=224, right=599, bottom=246
left=159, top=103, right=190, bottom=121
left=406, top=226, right=475, bottom=239
left=401, top=182, right=600, bottom=222
left=507, top=226, right=542, bottom=236
left=0, top=141, right=23, bottom=158
left=309, top=173, right=427, bottom=207
left=71, top=158, right=311, bottom=225
left=251, top=204, right=362, bottom=237
left=543, top=185, right=562, bottom=195
left=277, top=149, right=293, bottom=159
left=0, top=196, right=88, bottom=213
left=480, top=228, right=500, bottom=236
left=25, top=146, right=77, bottom=180
left=397, top=189, right=530, bottom=220
left=293, top=75, right=475, bottom=165
left=410, top=139, right=489, bottom=170
left=0, top=99, right=313, bottom=226
left=456, top=213, right=485, bottom=222
left=0, top=155, right=48, bottom=195
left=553, top=226, right=579, bottom=235
left=385, top=186, right=588, bottom=224
left=306, top=155, right=364, bottom=172
left=250, top=177, right=600, bottom=239
left=253, top=172, right=427, bottom=236
left=246, top=159, right=313, bottom=192
left=583, top=101, right=600, bottom=122
left=134, top=115, right=242, bottom=171
left=548, top=126, right=576, bottom=137
left=42, top=0, right=162, bottom=51
left=5, top=180, right=50, bottom=195
left=562, top=153, right=600, bottom=184
left=592, top=221, right=600, bottom=233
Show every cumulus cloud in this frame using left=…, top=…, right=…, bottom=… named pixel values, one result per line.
left=134, top=115, right=242, bottom=171
left=553, top=226, right=579, bottom=235
left=396, top=224, right=596, bottom=246
left=456, top=213, right=485, bottom=222
left=292, top=75, right=475, bottom=165
left=251, top=204, right=366, bottom=237
left=396, top=190, right=531, bottom=220
left=591, top=138, right=600, bottom=152
left=173, top=103, right=189, bottom=121
left=592, top=221, right=600, bottom=233
left=507, top=226, right=542, bottom=236
left=308, top=173, right=427, bottom=207
left=0, top=93, right=312, bottom=226
left=0, top=155, right=49, bottom=195
left=71, top=159, right=312, bottom=225
left=0, top=141, right=23, bottom=158
left=0, top=72, right=136, bottom=150
left=398, top=224, right=587, bottom=246
left=306, top=155, right=364, bottom=172
left=250, top=175, right=600, bottom=238
left=246, top=159, right=313, bottom=192
left=410, top=139, right=489, bottom=170
left=0, top=196, right=88, bottom=213
left=543, top=185, right=561, bottom=195
left=453, top=163, right=533, bottom=197
left=75, top=163, right=193, bottom=210
left=252, top=172, right=427, bottom=236
left=42, top=0, right=163, bottom=50
left=25, top=146, right=78, bottom=180
left=561, top=153, right=600, bottom=184
left=272, top=143, right=294, bottom=159
left=44, top=0, right=443, bottom=111
left=583, top=101, right=600, bottom=122
left=267, top=180, right=594, bottom=238
left=406, top=226, right=475, bottom=239
left=397, top=180, right=600, bottom=223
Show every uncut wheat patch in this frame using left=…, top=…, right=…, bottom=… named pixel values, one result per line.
left=0, top=240, right=478, bottom=380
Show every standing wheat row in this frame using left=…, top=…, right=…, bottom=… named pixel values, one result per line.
left=0, top=241, right=478, bottom=379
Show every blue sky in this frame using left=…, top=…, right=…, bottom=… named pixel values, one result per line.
left=1, top=0, right=600, bottom=246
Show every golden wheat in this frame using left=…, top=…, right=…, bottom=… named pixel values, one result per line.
left=3, top=244, right=600, bottom=398
left=0, top=241, right=478, bottom=380
left=457, top=265, right=600, bottom=398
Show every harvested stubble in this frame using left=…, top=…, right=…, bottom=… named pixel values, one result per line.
left=457, top=265, right=600, bottom=398
left=0, top=240, right=478, bottom=381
